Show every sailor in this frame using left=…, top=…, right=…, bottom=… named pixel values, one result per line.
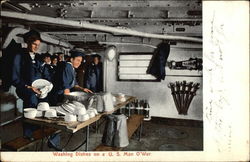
left=85, top=54, right=103, bottom=93
left=57, top=52, right=64, bottom=62
left=51, top=55, right=58, bottom=67
left=12, top=30, right=43, bottom=140
left=12, top=30, right=43, bottom=108
left=41, top=53, right=55, bottom=82
left=50, top=50, right=92, bottom=105
left=12, top=30, right=60, bottom=147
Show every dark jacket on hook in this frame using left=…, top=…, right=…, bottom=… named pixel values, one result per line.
left=146, top=42, right=170, bottom=80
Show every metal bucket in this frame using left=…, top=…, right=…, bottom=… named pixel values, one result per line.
left=64, top=92, right=92, bottom=107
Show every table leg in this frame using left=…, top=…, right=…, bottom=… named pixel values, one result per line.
left=128, top=104, right=131, bottom=117
left=138, top=122, right=143, bottom=141
left=85, top=125, right=90, bottom=151
left=95, top=121, right=98, bottom=134
left=40, top=126, right=44, bottom=151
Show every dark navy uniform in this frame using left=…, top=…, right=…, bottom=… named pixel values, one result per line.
left=41, top=63, right=56, bottom=82
left=12, top=48, right=44, bottom=139
left=12, top=49, right=43, bottom=107
left=85, top=63, right=103, bottom=92
left=50, top=61, right=77, bottom=105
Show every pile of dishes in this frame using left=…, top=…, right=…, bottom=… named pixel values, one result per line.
left=57, top=101, right=98, bottom=122
left=37, top=102, right=57, bottom=118
left=116, top=93, right=126, bottom=102
left=32, top=79, right=53, bottom=99
left=23, top=102, right=57, bottom=118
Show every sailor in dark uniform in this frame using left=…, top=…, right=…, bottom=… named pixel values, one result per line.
left=12, top=30, right=60, bottom=147
left=12, top=30, right=43, bottom=108
left=41, top=53, right=56, bottom=82
left=85, top=54, right=103, bottom=93
left=51, top=55, right=58, bottom=67
left=50, top=50, right=92, bottom=105
left=12, top=30, right=43, bottom=141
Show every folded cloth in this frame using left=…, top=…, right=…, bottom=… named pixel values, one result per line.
left=96, top=94, right=104, bottom=112
left=102, top=92, right=114, bottom=112
left=102, top=115, right=116, bottom=146
left=102, top=114, right=129, bottom=147
left=113, top=114, right=129, bottom=147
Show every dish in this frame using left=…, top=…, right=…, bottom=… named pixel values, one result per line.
left=74, top=107, right=86, bottom=115
left=78, top=114, right=90, bottom=122
left=32, top=79, right=53, bottom=99
left=36, top=110, right=43, bottom=117
left=64, top=114, right=77, bottom=122
left=37, top=102, right=50, bottom=111
left=24, top=108, right=37, bottom=118
left=72, top=101, right=86, bottom=109
left=87, top=111, right=95, bottom=118
left=117, top=97, right=126, bottom=102
left=64, top=92, right=91, bottom=103
left=88, top=108, right=98, bottom=115
left=117, top=93, right=125, bottom=98
left=45, top=109, right=57, bottom=118
left=56, top=106, right=67, bottom=115
left=61, top=103, right=76, bottom=114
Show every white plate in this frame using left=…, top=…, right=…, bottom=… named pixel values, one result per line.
left=62, top=103, right=76, bottom=113
left=24, top=108, right=37, bottom=118
left=36, top=110, right=43, bottom=117
left=64, top=114, right=77, bottom=122
left=72, top=101, right=85, bottom=109
left=56, top=106, right=68, bottom=115
left=45, top=109, right=57, bottom=118
left=32, top=79, right=52, bottom=89
left=61, top=104, right=73, bottom=114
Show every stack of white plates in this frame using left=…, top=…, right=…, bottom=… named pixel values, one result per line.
left=74, top=107, right=86, bottom=115
left=36, top=102, right=50, bottom=117
left=55, top=106, right=68, bottom=115
left=61, top=103, right=76, bottom=114
left=72, top=101, right=86, bottom=109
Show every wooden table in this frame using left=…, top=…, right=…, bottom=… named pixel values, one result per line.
left=24, top=96, right=136, bottom=151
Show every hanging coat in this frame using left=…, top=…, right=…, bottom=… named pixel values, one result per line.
left=146, top=42, right=170, bottom=80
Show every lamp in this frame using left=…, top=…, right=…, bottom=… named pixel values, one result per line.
left=106, top=46, right=117, bottom=61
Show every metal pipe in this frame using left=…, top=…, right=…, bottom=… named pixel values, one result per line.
left=1, top=11, right=202, bottom=43
left=2, top=27, right=73, bottom=49
left=99, top=41, right=157, bottom=49
left=0, top=116, right=22, bottom=126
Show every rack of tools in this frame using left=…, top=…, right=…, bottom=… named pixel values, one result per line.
left=168, top=81, right=200, bottom=115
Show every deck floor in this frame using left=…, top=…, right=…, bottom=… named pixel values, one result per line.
left=1, top=117, right=203, bottom=151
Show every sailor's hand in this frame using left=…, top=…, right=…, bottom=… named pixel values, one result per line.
left=26, top=86, right=41, bottom=94
left=83, top=88, right=93, bottom=93
left=64, top=89, right=70, bottom=95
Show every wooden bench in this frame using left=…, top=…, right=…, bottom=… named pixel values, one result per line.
left=93, top=114, right=144, bottom=151
left=2, top=127, right=61, bottom=151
